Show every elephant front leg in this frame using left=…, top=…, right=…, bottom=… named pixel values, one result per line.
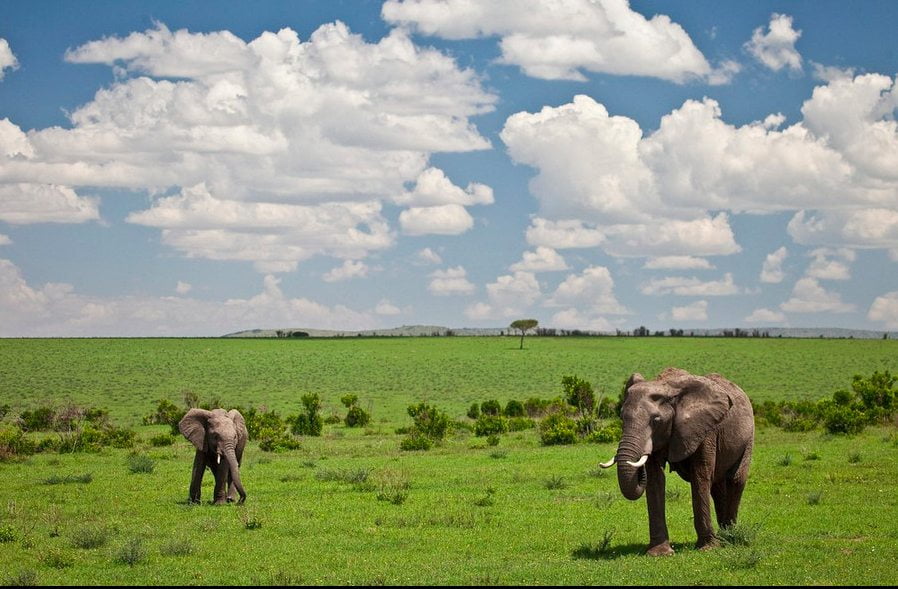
left=690, top=441, right=718, bottom=550
left=188, top=451, right=205, bottom=504
left=645, top=456, right=674, bottom=556
left=212, top=458, right=229, bottom=505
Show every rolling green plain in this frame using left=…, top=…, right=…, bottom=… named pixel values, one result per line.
left=1, top=336, right=897, bottom=585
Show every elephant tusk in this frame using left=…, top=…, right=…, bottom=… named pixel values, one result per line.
left=626, top=454, right=649, bottom=468
left=216, top=453, right=221, bottom=465
left=599, top=457, right=616, bottom=468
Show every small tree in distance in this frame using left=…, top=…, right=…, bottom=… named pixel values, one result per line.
left=510, top=319, right=539, bottom=350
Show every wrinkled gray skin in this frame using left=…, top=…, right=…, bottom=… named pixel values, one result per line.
left=178, top=408, right=247, bottom=505
left=602, top=367, right=754, bottom=556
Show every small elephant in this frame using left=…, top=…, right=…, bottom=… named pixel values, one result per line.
left=178, top=408, right=248, bottom=505
left=600, top=367, right=754, bottom=556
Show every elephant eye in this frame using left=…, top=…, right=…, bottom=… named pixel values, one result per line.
left=651, top=415, right=661, bottom=423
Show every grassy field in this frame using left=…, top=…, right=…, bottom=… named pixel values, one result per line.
left=1, top=336, right=897, bottom=585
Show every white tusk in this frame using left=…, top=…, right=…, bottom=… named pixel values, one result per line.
left=216, top=453, right=221, bottom=465
left=626, top=454, right=649, bottom=468
left=599, top=457, right=616, bottom=468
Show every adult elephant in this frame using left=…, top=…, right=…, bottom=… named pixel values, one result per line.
left=600, top=367, right=754, bottom=556
left=178, top=408, right=248, bottom=505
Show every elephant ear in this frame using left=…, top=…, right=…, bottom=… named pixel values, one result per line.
left=179, top=408, right=212, bottom=451
left=227, top=409, right=247, bottom=442
left=668, top=374, right=733, bottom=463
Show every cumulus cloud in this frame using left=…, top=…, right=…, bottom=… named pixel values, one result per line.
left=0, top=183, right=100, bottom=225
left=0, top=258, right=378, bottom=337
left=502, top=76, right=898, bottom=259
left=549, top=308, right=616, bottom=332
left=510, top=247, right=568, bottom=272
left=383, top=0, right=716, bottom=83
left=375, top=299, right=402, bottom=315
left=464, top=271, right=540, bottom=319
left=868, top=291, right=898, bottom=329
left=641, top=273, right=740, bottom=297
left=323, top=260, right=369, bottom=282
left=545, top=266, right=628, bottom=314
left=670, top=300, right=708, bottom=322
left=175, top=281, right=192, bottom=295
left=644, top=256, right=713, bottom=270
left=780, top=277, right=855, bottom=313
left=428, top=266, right=475, bottom=295
left=0, top=22, right=496, bottom=270
left=760, top=247, right=788, bottom=283
left=745, top=13, right=802, bottom=73
left=416, top=247, right=442, bottom=265
left=745, top=308, right=787, bottom=323
left=805, top=248, right=854, bottom=281
left=0, top=39, right=17, bottom=80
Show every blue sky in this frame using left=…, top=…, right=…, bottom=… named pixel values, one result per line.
left=1, top=0, right=897, bottom=336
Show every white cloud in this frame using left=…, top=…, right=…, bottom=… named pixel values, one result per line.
left=465, top=271, right=540, bottom=319
left=780, top=277, right=855, bottom=313
left=0, top=234, right=11, bottom=246
left=760, top=247, right=788, bottom=283
left=502, top=77, right=898, bottom=259
left=745, top=13, right=802, bottom=73
left=0, top=22, right=496, bottom=268
left=868, top=292, right=898, bottom=329
left=394, top=167, right=493, bottom=207
left=399, top=204, right=474, bottom=235
left=383, top=0, right=715, bottom=83
left=0, top=258, right=378, bottom=337
left=545, top=266, right=628, bottom=314
left=0, top=183, right=100, bottom=225
left=805, top=248, right=854, bottom=281
left=428, top=266, right=475, bottom=295
left=549, top=308, right=616, bottom=332
left=641, top=273, right=740, bottom=297
left=0, top=39, right=17, bottom=80
left=525, top=218, right=605, bottom=249
left=416, top=247, right=442, bottom=265
left=375, top=299, right=402, bottom=316
left=811, top=62, right=855, bottom=83
left=175, top=281, right=192, bottom=295
left=509, top=246, right=568, bottom=272
left=323, top=260, right=369, bottom=282
left=745, top=308, right=787, bottom=323
left=644, top=256, right=713, bottom=270
left=670, top=300, right=708, bottom=321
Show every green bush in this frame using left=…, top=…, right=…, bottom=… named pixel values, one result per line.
left=127, top=454, right=155, bottom=474
left=240, top=406, right=287, bottom=441
left=149, top=433, right=175, bottom=447
left=466, top=402, right=480, bottom=419
left=115, top=537, right=147, bottom=566
left=480, top=400, right=501, bottom=416
left=474, top=414, right=508, bottom=437
left=399, top=428, right=432, bottom=451
left=291, top=394, right=323, bottom=437
left=523, top=397, right=550, bottom=417
left=142, top=399, right=183, bottom=429
left=506, top=417, right=536, bottom=432
left=820, top=403, right=867, bottom=435
left=562, top=375, right=595, bottom=414
left=406, top=402, right=450, bottom=442
left=585, top=420, right=622, bottom=444
left=18, top=405, right=55, bottom=431
left=503, top=399, right=525, bottom=417
left=539, top=413, right=578, bottom=446
left=344, top=405, right=371, bottom=428
left=0, top=426, right=37, bottom=461
left=257, top=428, right=302, bottom=452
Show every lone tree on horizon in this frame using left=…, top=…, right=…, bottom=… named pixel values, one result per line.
left=510, top=318, right=539, bottom=350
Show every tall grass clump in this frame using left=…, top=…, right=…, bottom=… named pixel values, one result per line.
left=115, top=537, right=148, bottom=566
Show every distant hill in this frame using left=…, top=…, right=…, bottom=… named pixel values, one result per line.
left=223, top=325, right=897, bottom=339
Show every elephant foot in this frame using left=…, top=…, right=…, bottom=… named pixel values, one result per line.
left=646, top=542, right=674, bottom=557
left=696, top=536, right=719, bottom=551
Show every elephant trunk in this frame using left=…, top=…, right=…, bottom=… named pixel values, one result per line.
left=223, top=446, right=246, bottom=503
left=616, top=433, right=648, bottom=501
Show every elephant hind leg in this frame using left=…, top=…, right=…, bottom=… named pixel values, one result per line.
left=711, top=480, right=728, bottom=530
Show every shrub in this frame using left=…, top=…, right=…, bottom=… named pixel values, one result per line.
left=820, top=402, right=866, bottom=435
left=240, top=406, right=286, bottom=440
left=257, top=428, right=301, bottom=452
left=115, top=537, right=147, bottom=566
left=0, top=426, right=37, bottom=461
left=585, top=420, right=622, bottom=444
left=400, top=429, right=432, bottom=451
left=480, top=400, right=501, bottom=416
left=149, top=433, right=175, bottom=447
left=852, top=370, right=896, bottom=417
left=127, top=454, right=155, bottom=474
left=466, top=403, right=480, bottom=419
left=71, top=525, right=108, bottom=549
left=562, top=375, right=595, bottom=414
left=18, top=405, right=55, bottom=431
left=719, top=522, right=760, bottom=547
left=523, top=397, right=550, bottom=417
left=142, top=398, right=183, bottom=430
left=40, top=549, right=74, bottom=569
left=344, top=405, right=371, bottom=428
left=539, top=413, right=578, bottom=446
left=503, top=399, right=525, bottom=417
left=291, top=394, right=323, bottom=437
left=406, top=403, right=450, bottom=442
left=474, top=414, right=508, bottom=437
left=506, top=417, right=535, bottom=432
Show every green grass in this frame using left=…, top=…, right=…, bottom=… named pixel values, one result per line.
left=0, top=337, right=896, bottom=584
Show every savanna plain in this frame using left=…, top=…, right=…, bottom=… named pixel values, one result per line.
left=0, top=336, right=896, bottom=585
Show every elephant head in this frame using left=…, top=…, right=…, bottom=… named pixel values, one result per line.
left=179, top=408, right=248, bottom=504
left=602, top=368, right=733, bottom=500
